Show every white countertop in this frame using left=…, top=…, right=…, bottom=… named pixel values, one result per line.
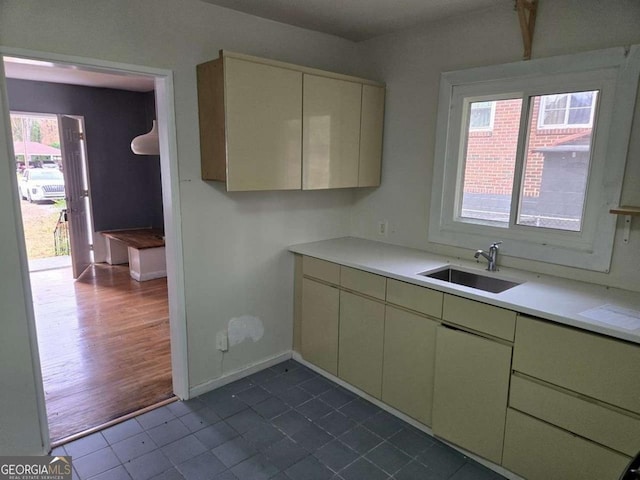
left=289, top=237, right=640, bottom=344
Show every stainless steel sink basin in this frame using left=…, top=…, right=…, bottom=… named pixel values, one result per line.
left=420, top=267, right=521, bottom=293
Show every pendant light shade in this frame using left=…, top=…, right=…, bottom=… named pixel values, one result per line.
left=131, top=120, right=160, bottom=155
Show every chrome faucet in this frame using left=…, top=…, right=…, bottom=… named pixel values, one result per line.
left=474, top=241, right=502, bottom=272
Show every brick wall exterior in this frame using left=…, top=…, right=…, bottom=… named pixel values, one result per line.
left=463, top=97, right=593, bottom=198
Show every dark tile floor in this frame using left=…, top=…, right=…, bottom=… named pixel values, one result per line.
left=55, top=360, right=505, bottom=480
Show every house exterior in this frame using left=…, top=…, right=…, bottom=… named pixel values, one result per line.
left=12, top=141, right=62, bottom=170
left=464, top=94, right=595, bottom=230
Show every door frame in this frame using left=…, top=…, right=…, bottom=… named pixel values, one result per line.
left=0, top=47, right=189, bottom=453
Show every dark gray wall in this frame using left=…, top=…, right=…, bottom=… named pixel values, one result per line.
left=7, top=78, right=163, bottom=231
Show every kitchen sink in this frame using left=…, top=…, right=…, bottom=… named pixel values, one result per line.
left=420, top=267, right=521, bottom=294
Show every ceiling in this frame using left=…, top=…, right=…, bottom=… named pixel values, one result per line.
left=3, top=57, right=155, bottom=92
left=2, top=1, right=508, bottom=88
left=200, top=0, right=506, bottom=41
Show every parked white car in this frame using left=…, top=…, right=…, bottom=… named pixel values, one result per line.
left=19, top=168, right=66, bottom=202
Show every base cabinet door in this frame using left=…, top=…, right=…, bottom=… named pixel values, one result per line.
left=432, top=326, right=512, bottom=464
left=301, top=278, right=339, bottom=375
left=382, top=306, right=437, bottom=425
left=338, top=291, right=385, bottom=398
left=503, top=409, right=630, bottom=480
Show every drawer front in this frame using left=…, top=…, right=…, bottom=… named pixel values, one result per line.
left=503, top=409, right=630, bottom=480
left=443, top=295, right=516, bottom=341
left=513, top=316, right=640, bottom=415
left=302, top=256, right=340, bottom=284
left=386, top=279, right=443, bottom=318
left=510, top=374, right=640, bottom=456
left=340, top=266, right=386, bottom=300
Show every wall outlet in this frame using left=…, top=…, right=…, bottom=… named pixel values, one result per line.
left=378, top=220, right=388, bottom=237
left=216, top=330, right=229, bottom=352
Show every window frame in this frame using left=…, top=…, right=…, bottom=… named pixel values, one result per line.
left=537, top=91, right=597, bottom=129
left=429, top=46, right=640, bottom=272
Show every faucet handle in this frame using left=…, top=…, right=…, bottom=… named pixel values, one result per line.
left=490, top=241, right=503, bottom=249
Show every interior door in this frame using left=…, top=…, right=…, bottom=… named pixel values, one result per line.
left=59, top=115, right=92, bottom=279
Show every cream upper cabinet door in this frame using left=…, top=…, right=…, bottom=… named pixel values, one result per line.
left=338, top=291, right=385, bottom=398
left=303, top=74, right=362, bottom=189
left=432, top=326, right=512, bottom=464
left=358, top=85, right=385, bottom=187
left=382, top=306, right=437, bottom=426
left=301, top=278, right=339, bottom=375
left=225, top=57, right=302, bottom=191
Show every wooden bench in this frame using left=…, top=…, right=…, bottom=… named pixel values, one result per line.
left=101, top=228, right=166, bottom=281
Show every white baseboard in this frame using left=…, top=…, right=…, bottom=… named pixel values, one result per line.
left=291, top=352, right=524, bottom=480
left=189, top=350, right=293, bottom=399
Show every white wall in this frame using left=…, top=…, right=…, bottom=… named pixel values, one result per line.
left=0, top=0, right=369, bottom=454
left=351, top=0, right=640, bottom=291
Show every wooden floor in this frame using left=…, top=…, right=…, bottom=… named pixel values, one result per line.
left=30, top=264, right=173, bottom=442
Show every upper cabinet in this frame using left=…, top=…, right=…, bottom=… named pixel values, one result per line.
left=197, top=51, right=385, bottom=191
left=197, top=55, right=302, bottom=191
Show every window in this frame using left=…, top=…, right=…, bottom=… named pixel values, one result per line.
left=538, top=91, right=596, bottom=128
left=460, top=92, right=597, bottom=232
left=469, top=101, right=496, bottom=131
left=461, top=98, right=522, bottom=223
left=430, top=46, right=640, bottom=272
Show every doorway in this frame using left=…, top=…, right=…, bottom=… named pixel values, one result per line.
left=12, top=112, right=94, bottom=276
left=1, top=52, right=188, bottom=448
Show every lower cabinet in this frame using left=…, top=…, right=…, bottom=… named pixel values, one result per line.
left=297, top=257, right=636, bottom=480
left=502, top=409, right=630, bottom=480
left=382, top=306, right=437, bottom=426
left=338, top=290, right=385, bottom=398
left=432, top=326, right=512, bottom=464
left=301, top=278, right=339, bottom=375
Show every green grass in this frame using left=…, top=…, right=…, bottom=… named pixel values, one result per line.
left=23, top=210, right=61, bottom=259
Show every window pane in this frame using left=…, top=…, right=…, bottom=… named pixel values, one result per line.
left=543, top=108, right=566, bottom=126
left=540, top=91, right=596, bottom=127
left=469, top=101, right=493, bottom=129
left=569, top=91, right=594, bottom=108
left=518, top=92, right=598, bottom=231
left=460, top=98, right=523, bottom=223
left=568, top=91, right=595, bottom=125
left=568, top=107, right=591, bottom=124
left=541, top=94, right=567, bottom=126
left=544, top=94, right=568, bottom=109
